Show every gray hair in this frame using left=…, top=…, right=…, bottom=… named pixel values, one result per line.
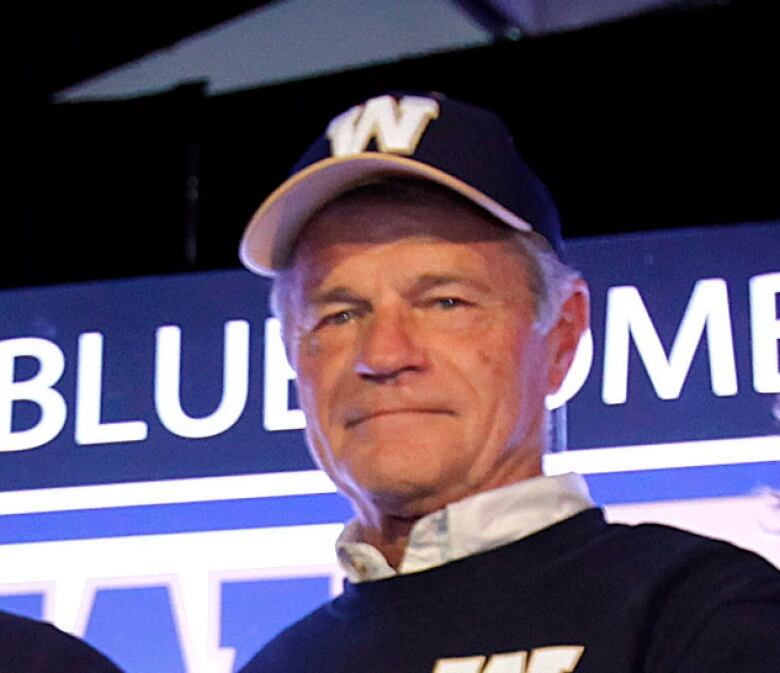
left=269, top=179, right=581, bottom=340
left=507, top=230, right=582, bottom=335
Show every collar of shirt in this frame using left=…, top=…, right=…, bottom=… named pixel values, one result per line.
left=336, top=472, right=594, bottom=583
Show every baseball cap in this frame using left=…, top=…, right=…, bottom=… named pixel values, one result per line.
left=239, top=92, right=562, bottom=276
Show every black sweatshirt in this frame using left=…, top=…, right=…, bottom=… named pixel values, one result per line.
left=0, top=611, right=123, bottom=673
left=240, top=508, right=780, bottom=673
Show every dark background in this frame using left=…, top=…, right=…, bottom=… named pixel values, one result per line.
left=2, top=0, right=778, bottom=291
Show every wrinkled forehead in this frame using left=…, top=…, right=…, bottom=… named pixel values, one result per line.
left=279, top=196, right=538, bottom=314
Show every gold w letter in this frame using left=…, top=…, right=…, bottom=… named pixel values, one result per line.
left=432, top=646, right=585, bottom=673
left=326, top=95, right=439, bottom=157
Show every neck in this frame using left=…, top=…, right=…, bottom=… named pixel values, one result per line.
left=357, top=515, right=418, bottom=570
left=351, top=453, right=544, bottom=570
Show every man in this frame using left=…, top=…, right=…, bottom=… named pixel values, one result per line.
left=0, top=609, right=123, bottom=672
left=237, top=92, right=780, bottom=672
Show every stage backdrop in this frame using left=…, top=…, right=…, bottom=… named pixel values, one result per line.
left=0, top=221, right=778, bottom=673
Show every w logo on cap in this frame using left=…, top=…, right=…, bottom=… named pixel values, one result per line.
left=326, top=95, right=440, bottom=157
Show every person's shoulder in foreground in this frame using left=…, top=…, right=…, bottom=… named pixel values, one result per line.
left=241, top=510, right=780, bottom=673
left=235, top=90, right=780, bottom=673
left=0, top=610, right=123, bottom=673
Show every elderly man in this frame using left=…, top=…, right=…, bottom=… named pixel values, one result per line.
left=237, top=93, right=780, bottom=673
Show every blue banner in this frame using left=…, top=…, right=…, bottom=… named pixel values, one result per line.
left=0, top=221, right=778, bottom=672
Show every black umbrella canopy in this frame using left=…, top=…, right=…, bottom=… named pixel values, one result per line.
left=1, top=1, right=273, bottom=105
left=0, top=0, right=776, bottom=290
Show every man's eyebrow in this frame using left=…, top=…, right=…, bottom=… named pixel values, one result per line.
left=412, top=274, right=492, bottom=293
left=304, top=275, right=491, bottom=306
left=308, top=286, right=369, bottom=306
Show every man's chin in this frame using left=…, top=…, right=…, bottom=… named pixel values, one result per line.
left=333, top=445, right=467, bottom=514
left=351, top=478, right=455, bottom=521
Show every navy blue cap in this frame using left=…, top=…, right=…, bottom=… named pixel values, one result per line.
left=240, top=92, right=561, bottom=276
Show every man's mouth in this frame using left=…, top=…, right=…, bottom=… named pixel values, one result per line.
left=344, top=408, right=455, bottom=429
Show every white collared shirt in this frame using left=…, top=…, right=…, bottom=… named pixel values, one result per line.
left=336, top=473, right=594, bottom=583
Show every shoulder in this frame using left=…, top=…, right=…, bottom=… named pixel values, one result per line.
left=533, top=507, right=777, bottom=583
left=602, top=518, right=777, bottom=572
left=548, top=513, right=780, bottom=624
left=0, top=611, right=123, bottom=672
left=238, top=600, right=345, bottom=673
left=592, top=518, right=780, bottom=590
left=603, top=523, right=780, bottom=672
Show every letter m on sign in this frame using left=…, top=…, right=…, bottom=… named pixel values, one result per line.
left=432, top=646, right=584, bottom=673
left=326, top=95, right=439, bottom=156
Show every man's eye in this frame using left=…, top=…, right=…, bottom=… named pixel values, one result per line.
left=434, top=297, right=466, bottom=309
left=322, top=310, right=355, bottom=326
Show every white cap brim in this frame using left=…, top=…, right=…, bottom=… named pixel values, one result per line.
left=239, top=153, right=532, bottom=277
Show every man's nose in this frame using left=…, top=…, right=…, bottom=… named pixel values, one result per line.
left=354, top=309, right=427, bottom=382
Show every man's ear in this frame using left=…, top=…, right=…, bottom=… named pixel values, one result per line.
left=546, top=279, right=590, bottom=395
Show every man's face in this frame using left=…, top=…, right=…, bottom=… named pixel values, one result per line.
left=283, top=194, right=576, bottom=521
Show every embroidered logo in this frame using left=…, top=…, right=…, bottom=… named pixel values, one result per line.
left=432, top=646, right=585, bottom=673
left=326, top=95, right=440, bottom=157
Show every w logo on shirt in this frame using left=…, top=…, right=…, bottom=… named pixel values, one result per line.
left=432, top=646, right=584, bottom=673
left=326, top=95, right=439, bottom=157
